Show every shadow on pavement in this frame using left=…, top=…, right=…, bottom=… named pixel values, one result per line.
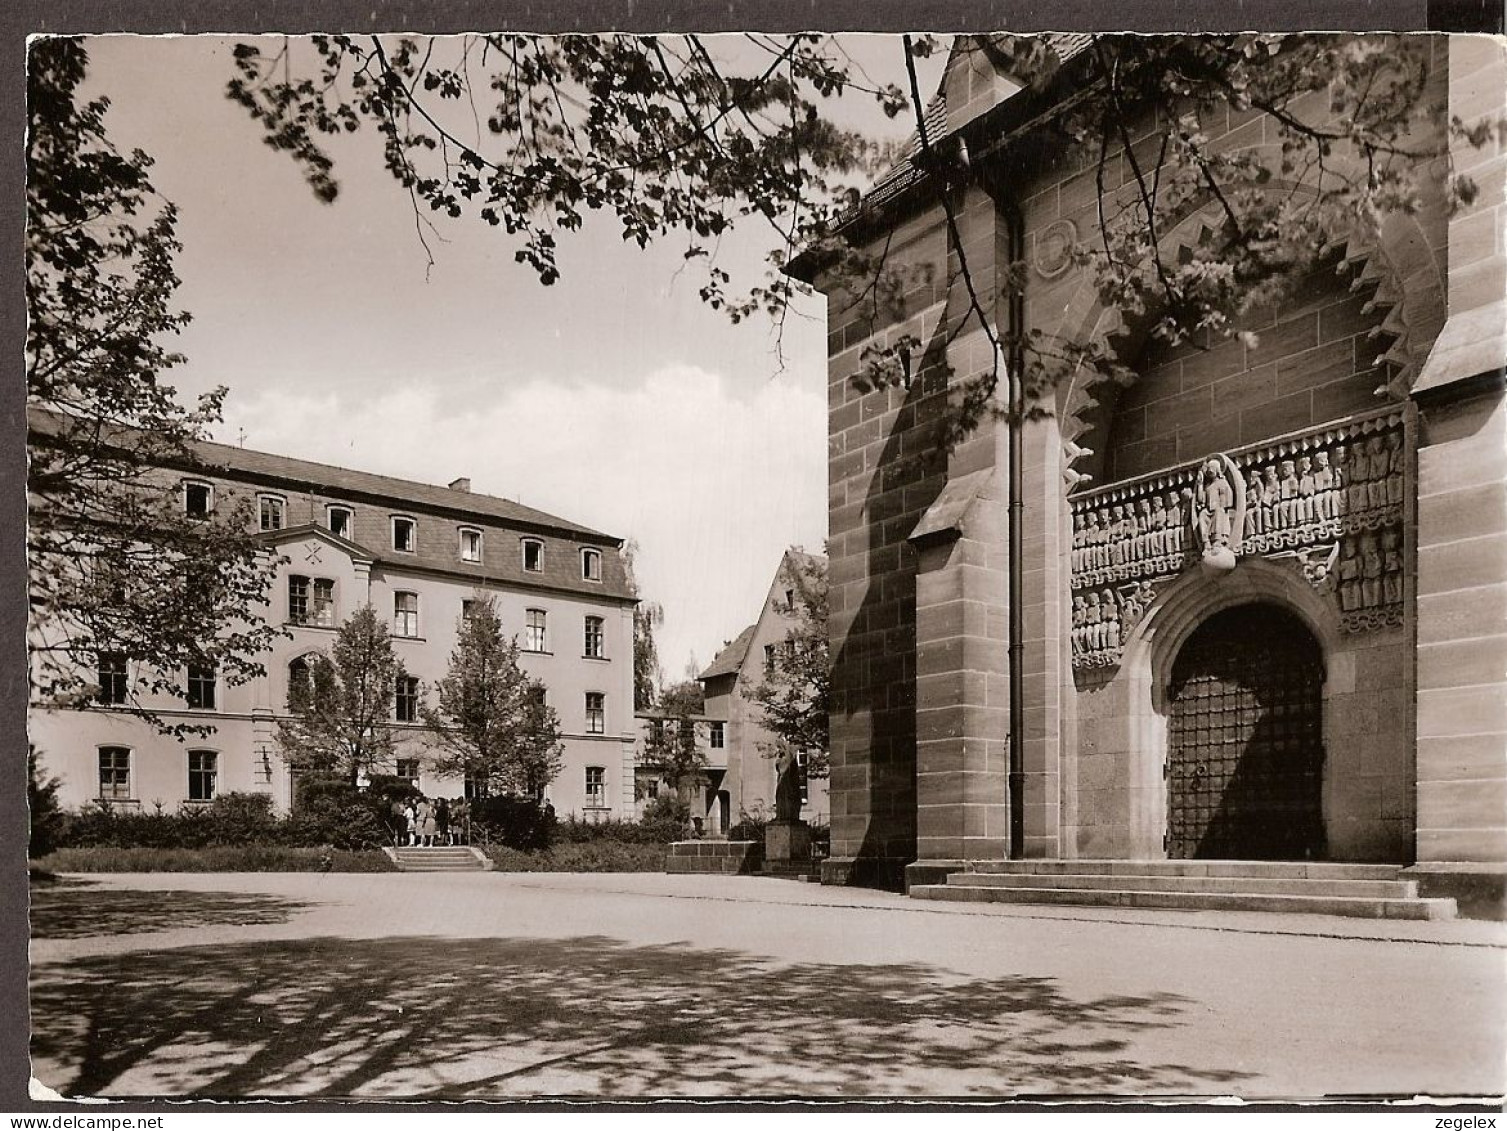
left=29, top=881, right=310, bottom=940
left=30, top=933, right=1254, bottom=1099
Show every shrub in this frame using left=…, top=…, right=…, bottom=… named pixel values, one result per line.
left=32, top=846, right=397, bottom=873
left=727, top=807, right=769, bottom=847
left=469, top=794, right=555, bottom=850
left=28, top=748, right=66, bottom=859
left=291, top=778, right=402, bottom=849
left=481, top=841, right=667, bottom=873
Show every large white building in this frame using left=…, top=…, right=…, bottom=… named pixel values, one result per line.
left=28, top=414, right=639, bottom=818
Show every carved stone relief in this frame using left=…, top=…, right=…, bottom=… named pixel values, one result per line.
left=1069, top=407, right=1410, bottom=672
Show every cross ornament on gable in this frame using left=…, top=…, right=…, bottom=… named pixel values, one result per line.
left=304, top=540, right=323, bottom=565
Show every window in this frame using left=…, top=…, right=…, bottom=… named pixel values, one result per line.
left=524, top=608, right=546, bottom=652
left=187, top=664, right=217, bottom=710
left=394, top=591, right=419, bottom=638
left=585, top=692, right=605, bottom=735
left=710, top=721, right=725, bottom=749
left=396, top=758, right=420, bottom=784
left=392, top=516, right=416, bottom=553
left=98, top=746, right=132, bottom=801
left=650, top=718, right=666, bottom=743
left=326, top=505, right=353, bottom=539
left=581, top=548, right=602, bottom=582
left=461, top=599, right=476, bottom=623
left=459, top=527, right=482, bottom=563
left=585, top=765, right=606, bottom=808
left=287, top=655, right=313, bottom=707
left=97, top=654, right=127, bottom=705
left=289, top=576, right=334, bottom=626
left=311, top=578, right=335, bottom=626
left=259, top=494, right=286, bottom=532
left=522, top=539, right=543, bottom=572
left=184, top=481, right=212, bottom=519
left=764, top=643, right=777, bottom=676
left=464, top=774, right=490, bottom=802
left=395, top=676, right=420, bottom=722
left=584, top=615, right=604, bottom=658
left=188, top=750, right=218, bottom=802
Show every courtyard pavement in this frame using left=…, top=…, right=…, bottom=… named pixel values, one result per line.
left=27, top=870, right=1507, bottom=1101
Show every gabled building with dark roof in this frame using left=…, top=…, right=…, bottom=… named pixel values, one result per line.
left=693, top=549, right=829, bottom=834
left=28, top=409, right=639, bottom=819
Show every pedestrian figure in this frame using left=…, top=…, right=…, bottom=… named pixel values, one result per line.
left=435, top=797, right=450, bottom=845
left=417, top=797, right=435, bottom=846
left=404, top=799, right=418, bottom=846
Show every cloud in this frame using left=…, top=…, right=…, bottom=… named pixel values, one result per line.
left=217, top=364, right=827, bottom=682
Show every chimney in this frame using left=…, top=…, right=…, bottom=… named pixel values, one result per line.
left=448, top=477, right=471, bottom=492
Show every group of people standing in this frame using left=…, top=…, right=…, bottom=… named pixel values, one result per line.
left=398, top=796, right=470, bottom=847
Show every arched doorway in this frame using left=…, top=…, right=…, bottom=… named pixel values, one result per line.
left=1166, top=603, right=1326, bottom=860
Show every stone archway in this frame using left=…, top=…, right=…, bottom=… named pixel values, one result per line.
left=1165, top=603, right=1326, bottom=860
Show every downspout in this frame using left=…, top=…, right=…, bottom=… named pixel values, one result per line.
left=1002, top=200, right=1027, bottom=860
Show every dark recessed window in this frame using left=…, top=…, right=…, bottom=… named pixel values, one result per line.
left=98, top=746, right=131, bottom=801
left=188, top=750, right=218, bottom=802
left=327, top=506, right=353, bottom=539
left=392, top=517, right=416, bottom=553
left=187, top=664, right=217, bottom=710
left=582, top=548, right=602, bottom=582
left=459, top=527, right=482, bottom=563
left=522, top=539, right=544, bottom=572
left=395, top=676, right=420, bottom=722
left=184, top=482, right=212, bottom=519
left=259, top=495, right=285, bottom=532
left=97, top=654, right=128, bottom=705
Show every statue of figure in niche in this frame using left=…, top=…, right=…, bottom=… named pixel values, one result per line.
left=1360, top=531, right=1384, bottom=609
left=1332, top=444, right=1350, bottom=518
left=1118, top=579, right=1157, bottom=633
left=1071, top=594, right=1087, bottom=654
left=1347, top=439, right=1373, bottom=514
left=1245, top=472, right=1265, bottom=538
left=1366, top=436, right=1390, bottom=511
left=1384, top=432, right=1405, bottom=508
left=1165, top=492, right=1186, bottom=558
left=1313, top=450, right=1336, bottom=522
left=1338, top=538, right=1363, bottom=612
left=1381, top=526, right=1404, bottom=605
left=1261, top=465, right=1282, bottom=533
left=1084, top=591, right=1103, bottom=651
left=1194, top=456, right=1244, bottom=571
left=1296, top=455, right=1317, bottom=527
left=1149, top=495, right=1168, bottom=558
left=1277, top=459, right=1299, bottom=531
left=1111, top=504, right=1132, bottom=568
left=1071, top=513, right=1086, bottom=574
left=1134, top=498, right=1154, bottom=562
left=1100, top=589, right=1121, bottom=651
left=774, top=746, right=803, bottom=822
left=1091, top=507, right=1111, bottom=570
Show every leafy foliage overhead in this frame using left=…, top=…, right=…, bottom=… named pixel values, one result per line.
left=27, top=37, right=280, bottom=733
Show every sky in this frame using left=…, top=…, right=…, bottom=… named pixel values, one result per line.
left=77, top=34, right=945, bottom=683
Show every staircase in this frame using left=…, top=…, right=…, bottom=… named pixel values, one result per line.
left=909, top=860, right=1458, bottom=920
left=386, top=845, right=493, bottom=873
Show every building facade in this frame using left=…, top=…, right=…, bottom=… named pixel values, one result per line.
left=697, top=550, right=831, bottom=831
left=29, top=421, right=639, bottom=819
left=792, top=35, right=1506, bottom=889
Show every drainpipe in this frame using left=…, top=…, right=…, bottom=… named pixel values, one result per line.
left=1002, top=201, right=1027, bottom=860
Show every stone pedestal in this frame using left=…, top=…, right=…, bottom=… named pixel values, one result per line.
left=766, top=819, right=811, bottom=863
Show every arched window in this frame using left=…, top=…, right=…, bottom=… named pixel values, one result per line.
left=581, top=548, right=602, bottom=582
left=287, top=654, right=317, bottom=709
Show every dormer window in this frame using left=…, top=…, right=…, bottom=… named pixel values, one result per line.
left=522, top=539, right=543, bottom=573
left=582, top=548, right=602, bottom=582
left=259, top=494, right=286, bottom=532
left=184, top=481, right=213, bottom=519
left=459, top=527, right=483, bottom=563
left=326, top=505, right=353, bottom=539
left=392, top=516, right=416, bottom=553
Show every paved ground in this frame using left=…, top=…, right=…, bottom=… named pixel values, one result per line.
left=28, top=871, right=1507, bottom=1101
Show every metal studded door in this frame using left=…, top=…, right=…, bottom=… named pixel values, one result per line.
left=1166, top=604, right=1325, bottom=860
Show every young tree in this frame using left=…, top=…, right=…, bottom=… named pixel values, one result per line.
left=641, top=679, right=709, bottom=803
left=27, top=37, right=279, bottom=733
left=752, top=553, right=830, bottom=781
left=621, top=538, right=663, bottom=711
left=419, top=596, right=563, bottom=797
left=277, top=605, right=406, bottom=787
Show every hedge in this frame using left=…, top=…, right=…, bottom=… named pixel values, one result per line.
left=482, top=842, right=668, bottom=873
left=31, top=846, right=397, bottom=873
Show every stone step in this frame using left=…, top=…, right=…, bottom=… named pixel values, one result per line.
left=910, top=883, right=1456, bottom=920
left=966, top=859, right=1404, bottom=881
left=386, top=847, right=491, bottom=872
left=947, top=872, right=1417, bottom=898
